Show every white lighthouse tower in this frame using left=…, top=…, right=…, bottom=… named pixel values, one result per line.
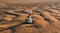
left=27, top=9, right=33, bottom=23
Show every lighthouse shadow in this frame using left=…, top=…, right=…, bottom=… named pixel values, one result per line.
left=22, top=19, right=39, bottom=28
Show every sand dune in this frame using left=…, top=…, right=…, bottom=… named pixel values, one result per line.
left=0, top=0, right=60, bottom=6
left=0, top=1, right=60, bottom=33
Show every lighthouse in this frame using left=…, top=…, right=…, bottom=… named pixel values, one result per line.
left=27, top=9, right=33, bottom=23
